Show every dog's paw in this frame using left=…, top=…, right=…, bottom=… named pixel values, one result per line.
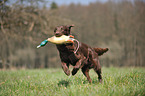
left=65, top=70, right=70, bottom=76
left=72, top=68, right=79, bottom=75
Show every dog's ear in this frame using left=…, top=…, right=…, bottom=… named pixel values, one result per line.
left=67, top=24, right=74, bottom=29
left=62, top=25, right=74, bottom=35
left=66, top=24, right=74, bottom=32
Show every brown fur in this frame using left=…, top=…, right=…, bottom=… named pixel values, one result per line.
left=54, top=25, right=108, bottom=83
left=93, top=48, right=109, bottom=56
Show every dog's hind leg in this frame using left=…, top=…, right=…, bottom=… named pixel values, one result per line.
left=61, top=62, right=70, bottom=76
left=93, top=59, right=102, bottom=83
left=81, top=66, right=92, bottom=83
left=94, top=68, right=102, bottom=83
left=88, top=49, right=102, bottom=83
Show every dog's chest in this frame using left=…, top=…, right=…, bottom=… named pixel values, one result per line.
left=56, top=44, right=79, bottom=65
left=59, top=52, right=79, bottom=65
left=56, top=44, right=74, bottom=52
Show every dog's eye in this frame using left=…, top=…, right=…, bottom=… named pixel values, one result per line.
left=54, top=29, right=57, bottom=32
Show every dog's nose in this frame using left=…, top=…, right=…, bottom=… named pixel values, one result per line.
left=55, top=32, right=61, bottom=37
left=55, top=32, right=59, bottom=35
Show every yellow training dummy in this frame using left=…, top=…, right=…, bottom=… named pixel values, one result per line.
left=47, top=35, right=74, bottom=44
left=37, top=35, right=75, bottom=48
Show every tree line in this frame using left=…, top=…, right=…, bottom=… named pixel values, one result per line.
left=0, top=0, right=145, bottom=69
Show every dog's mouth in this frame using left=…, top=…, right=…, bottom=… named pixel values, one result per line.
left=55, top=34, right=62, bottom=37
left=55, top=32, right=63, bottom=37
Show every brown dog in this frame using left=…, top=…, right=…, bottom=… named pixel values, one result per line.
left=54, top=25, right=108, bottom=83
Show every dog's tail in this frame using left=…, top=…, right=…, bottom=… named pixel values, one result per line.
left=93, top=48, right=109, bottom=56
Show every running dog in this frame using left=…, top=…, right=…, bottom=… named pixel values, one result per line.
left=54, top=25, right=108, bottom=83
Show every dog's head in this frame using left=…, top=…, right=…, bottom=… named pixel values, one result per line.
left=54, top=25, right=74, bottom=37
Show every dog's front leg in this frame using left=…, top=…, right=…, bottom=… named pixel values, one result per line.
left=61, top=62, right=70, bottom=76
left=72, top=59, right=82, bottom=75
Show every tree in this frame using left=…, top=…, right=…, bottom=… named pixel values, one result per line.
left=50, top=2, right=58, bottom=9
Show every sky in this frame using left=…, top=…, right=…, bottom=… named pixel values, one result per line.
left=8, top=0, right=109, bottom=8
left=49, top=0, right=108, bottom=5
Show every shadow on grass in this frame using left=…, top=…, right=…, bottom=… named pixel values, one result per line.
left=57, top=78, right=100, bottom=87
left=58, top=80, right=70, bottom=87
left=92, top=80, right=100, bottom=84
left=83, top=79, right=100, bottom=84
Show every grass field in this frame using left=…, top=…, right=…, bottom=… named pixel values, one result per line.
left=0, top=67, right=145, bottom=96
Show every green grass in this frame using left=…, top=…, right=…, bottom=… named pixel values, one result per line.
left=0, top=67, right=145, bottom=96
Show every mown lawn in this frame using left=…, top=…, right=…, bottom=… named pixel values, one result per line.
left=0, top=67, right=145, bottom=96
